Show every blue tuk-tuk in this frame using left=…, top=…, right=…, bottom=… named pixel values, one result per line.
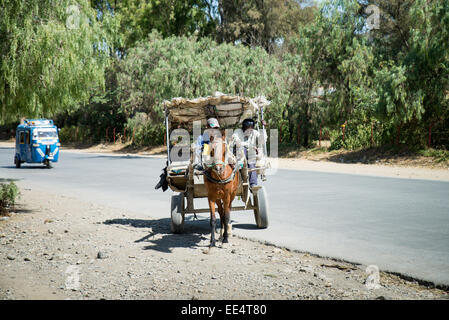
left=14, top=119, right=60, bottom=168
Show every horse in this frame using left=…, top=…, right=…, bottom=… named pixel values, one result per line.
left=203, top=131, right=239, bottom=247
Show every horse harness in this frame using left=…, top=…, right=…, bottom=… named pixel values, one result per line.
left=202, top=164, right=238, bottom=184
left=200, top=137, right=238, bottom=184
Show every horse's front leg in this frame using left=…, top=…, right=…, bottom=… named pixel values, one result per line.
left=208, top=198, right=217, bottom=247
left=216, top=200, right=224, bottom=241
left=222, top=196, right=231, bottom=243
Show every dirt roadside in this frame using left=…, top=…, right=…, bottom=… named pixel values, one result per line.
left=1, top=188, right=448, bottom=300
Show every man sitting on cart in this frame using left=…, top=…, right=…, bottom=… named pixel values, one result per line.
left=241, top=118, right=262, bottom=188
left=193, top=117, right=221, bottom=170
left=229, top=118, right=266, bottom=189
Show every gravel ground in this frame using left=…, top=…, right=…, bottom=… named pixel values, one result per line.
left=1, top=188, right=448, bottom=300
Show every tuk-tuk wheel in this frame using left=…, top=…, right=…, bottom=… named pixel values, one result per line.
left=14, top=156, right=21, bottom=168
left=45, top=160, right=52, bottom=169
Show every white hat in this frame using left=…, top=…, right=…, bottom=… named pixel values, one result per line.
left=207, top=118, right=220, bottom=128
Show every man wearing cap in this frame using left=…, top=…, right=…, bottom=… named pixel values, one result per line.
left=242, top=119, right=258, bottom=187
left=238, top=118, right=266, bottom=188
left=193, top=117, right=220, bottom=170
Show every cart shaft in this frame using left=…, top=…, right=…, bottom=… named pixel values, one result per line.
left=184, top=205, right=255, bottom=214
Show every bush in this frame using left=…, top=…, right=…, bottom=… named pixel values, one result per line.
left=125, top=113, right=164, bottom=146
left=58, top=126, right=77, bottom=144
left=58, top=125, right=100, bottom=144
left=329, top=122, right=374, bottom=150
left=418, top=148, right=449, bottom=163
left=329, top=119, right=399, bottom=151
left=0, top=181, right=19, bottom=215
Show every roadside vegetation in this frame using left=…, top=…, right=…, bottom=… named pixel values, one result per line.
left=418, top=149, right=449, bottom=164
left=0, top=181, right=19, bottom=216
left=1, top=1, right=448, bottom=160
left=278, top=143, right=449, bottom=168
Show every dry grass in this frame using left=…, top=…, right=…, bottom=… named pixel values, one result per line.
left=279, top=141, right=449, bottom=169
left=62, top=141, right=166, bottom=156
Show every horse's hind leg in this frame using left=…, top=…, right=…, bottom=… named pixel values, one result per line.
left=208, top=199, right=217, bottom=247
left=227, top=201, right=233, bottom=237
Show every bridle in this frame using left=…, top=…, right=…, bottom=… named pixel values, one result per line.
left=203, top=164, right=238, bottom=184
left=204, top=160, right=226, bottom=169
left=202, top=140, right=237, bottom=184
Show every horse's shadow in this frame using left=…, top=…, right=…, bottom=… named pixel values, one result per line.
left=103, top=217, right=213, bottom=253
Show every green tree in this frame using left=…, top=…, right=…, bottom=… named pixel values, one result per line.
left=54, top=61, right=125, bottom=144
left=217, top=0, right=317, bottom=53
left=288, top=0, right=449, bottom=149
left=115, top=32, right=289, bottom=145
left=285, top=0, right=376, bottom=147
left=100, top=0, right=217, bottom=52
left=372, top=0, right=449, bottom=146
left=0, top=0, right=117, bottom=124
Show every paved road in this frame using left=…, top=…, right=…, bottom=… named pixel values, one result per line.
left=1, top=146, right=449, bottom=286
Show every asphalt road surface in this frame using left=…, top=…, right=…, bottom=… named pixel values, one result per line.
left=1, top=146, right=449, bottom=286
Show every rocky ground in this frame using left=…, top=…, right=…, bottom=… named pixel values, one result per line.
left=1, top=187, right=448, bottom=300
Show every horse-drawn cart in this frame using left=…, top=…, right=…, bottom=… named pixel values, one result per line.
left=162, top=93, right=270, bottom=233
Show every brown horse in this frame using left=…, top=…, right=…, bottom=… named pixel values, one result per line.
left=203, top=132, right=239, bottom=247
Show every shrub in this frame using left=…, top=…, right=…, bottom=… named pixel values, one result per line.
left=125, top=113, right=164, bottom=146
left=418, top=149, right=449, bottom=163
left=0, top=181, right=19, bottom=215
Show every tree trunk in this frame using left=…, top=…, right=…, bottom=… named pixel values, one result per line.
left=303, top=104, right=310, bottom=148
left=396, top=124, right=401, bottom=146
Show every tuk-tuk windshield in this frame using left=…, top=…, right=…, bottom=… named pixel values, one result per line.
left=34, top=128, right=58, bottom=139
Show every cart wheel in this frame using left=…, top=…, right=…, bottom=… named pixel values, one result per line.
left=253, top=186, right=269, bottom=229
left=170, top=193, right=185, bottom=233
left=14, top=156, right=21, bottom=168
left=45, top=160, right=52, bottom=169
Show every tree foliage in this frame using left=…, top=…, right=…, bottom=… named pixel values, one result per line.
left=96, top=0, right=217, bottom=52
left=217, top=0, right=316, bottom=52
left=283, top=0, right=375, bottom=146
left=284, top=0, right=448, bottom=149
left=54, top=61, right=125, bottom=144
left=1, top=0, right=447, bottom=150
left=115, top=32, right=289, bottom=144
left=0, top=0, right=117, bottom=124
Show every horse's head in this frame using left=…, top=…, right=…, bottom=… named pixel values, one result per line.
left=207, top=130, right=227, bottom=177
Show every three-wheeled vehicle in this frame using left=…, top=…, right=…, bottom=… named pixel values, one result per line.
left=162, top=94, right=271, bottom=233
left=14, top=119, right=60, bottom=169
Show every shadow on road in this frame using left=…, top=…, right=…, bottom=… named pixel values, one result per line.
left=1, top=165, right=49, bottom=169
left=232, top=223, right=259, bottom=230
left=86, top=155, right=159, bottom=160
left=103, top=217, right=211, bottom=253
